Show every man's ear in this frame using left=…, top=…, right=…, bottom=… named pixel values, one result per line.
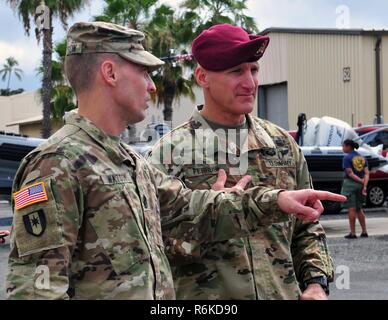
left=100, top=60, right=117, bottom=87
left=194, top=66, right=209, bottom=88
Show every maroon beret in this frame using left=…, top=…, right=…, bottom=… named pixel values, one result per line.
left=192, top=24, right=270, bottom=71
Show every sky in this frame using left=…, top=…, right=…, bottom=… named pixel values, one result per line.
left=1, top=0, right=388, bottom=91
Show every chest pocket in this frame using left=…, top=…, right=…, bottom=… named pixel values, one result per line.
left=87, top=177, right=150, bottom=275
left=256, top=144, right=297, bottom=190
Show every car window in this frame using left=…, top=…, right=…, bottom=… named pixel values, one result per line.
left=375, top=131, right=388, bottom=149
left=362, top=132, right=378, bottom=145
left=363, top=131, right=388, bottom=149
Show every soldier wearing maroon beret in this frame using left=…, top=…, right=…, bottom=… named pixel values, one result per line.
left=150, top=24, right=337, bottom=300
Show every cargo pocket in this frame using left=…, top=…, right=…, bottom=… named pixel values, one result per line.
left=13, top=177, right=65, bottom=257
left=88, top=189, right=149, bottom=275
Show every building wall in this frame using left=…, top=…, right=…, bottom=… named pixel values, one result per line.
left=259, top=31, right=388, bottom=130
left=259, top=33, right=288, bottom=86
left=19, top=120, right=64, bottom=138
left=360, top=36, right=378, bottom=126
left=287, top=33, right=365, bottom=129
left=0, top=91, right=42, bottom=133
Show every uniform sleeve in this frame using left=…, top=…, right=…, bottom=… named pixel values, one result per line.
left=149, top=164, right=288, bottom=260
left=6, top=153, right=83, bottom=300
left=291, top=148, right=335, bottom=284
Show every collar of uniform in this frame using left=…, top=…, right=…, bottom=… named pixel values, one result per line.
left=190, top=105, right=275, bottom=155
left=65, top=112, right=135, bottom=166
left=191, top=105, right=231, bottom=155
left=245, top=114, right=276, bottom=150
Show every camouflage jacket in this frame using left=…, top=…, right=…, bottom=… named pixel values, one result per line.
left=149, top=106, right=334, bottom=300
left=6, top=112, right=287, bottom=300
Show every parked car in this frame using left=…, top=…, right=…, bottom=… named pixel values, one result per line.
left=0, top=132, right=45, bottom=198
left=130, top=123, right=171, bottom=156
left=354, top=124, right=388, bottom=156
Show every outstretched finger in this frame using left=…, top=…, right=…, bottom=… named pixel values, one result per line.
left=313, top=191, right=347, bottom=202
left=212, top=169, right=227, bottom=191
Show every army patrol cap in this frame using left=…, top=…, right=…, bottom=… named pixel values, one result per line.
left=66, top=21, right=164, bottom=70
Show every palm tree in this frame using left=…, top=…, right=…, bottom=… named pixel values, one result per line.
left=94, top=0, right=157, bottom=29
left=95, top=0, right=195, bottom=123
left=7, top=0, right=88, bottom=138
left=0, top=57, right=24, bottom=90
left=181, top=0, right=258, bottom=38
left=36, top=39, right=76, bottom=120
left=145, top=5, right=196, bottom=122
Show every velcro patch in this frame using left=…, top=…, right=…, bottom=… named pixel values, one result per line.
left=13, top=182, right=48, bottom=210
left=23, top=209, right=46, bottom=237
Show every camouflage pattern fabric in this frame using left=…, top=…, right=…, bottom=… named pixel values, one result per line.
left=148, top=105, right=334, bottom=300
left=6, top=112, right=287, bottom=300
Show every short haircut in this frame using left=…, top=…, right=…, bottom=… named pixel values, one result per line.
left=64, top=53, right=124, bottom=94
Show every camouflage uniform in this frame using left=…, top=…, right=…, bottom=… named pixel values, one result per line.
left=149, top=105, right=334, bottom=300
left=6, top=112, right=288, bottom=299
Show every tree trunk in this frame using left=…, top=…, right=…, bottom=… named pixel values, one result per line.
left=41, top=15, right=53, bottom=138
left=7, top=72, right=11, bottom=90
left=163, top=85, right=175, bottom=122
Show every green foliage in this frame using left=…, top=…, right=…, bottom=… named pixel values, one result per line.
left=36, top=39, right=77, bottom=119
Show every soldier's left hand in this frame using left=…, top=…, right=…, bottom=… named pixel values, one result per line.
left=212, top=169, right=252, bottom=194
left=300, top=283, right=328, bottom=300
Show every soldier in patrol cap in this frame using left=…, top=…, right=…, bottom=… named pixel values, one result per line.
left=149, top=24, right=342, bottom=300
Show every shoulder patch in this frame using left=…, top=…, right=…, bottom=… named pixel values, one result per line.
left=13, top=182, right=48, bottom=210
left=23, top=209, right=46, bottom=237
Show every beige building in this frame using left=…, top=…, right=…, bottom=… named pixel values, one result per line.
left=258, top=28, right=388, bottom=130
left=0, top=91, right=43, bottom=135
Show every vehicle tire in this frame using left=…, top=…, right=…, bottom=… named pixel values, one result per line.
left=367, top=184, right=386, bottom=207
left=322, top=200, right=342, bottom=214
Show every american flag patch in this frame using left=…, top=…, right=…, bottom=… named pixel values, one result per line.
left=13, top=182, right=48, bottom=210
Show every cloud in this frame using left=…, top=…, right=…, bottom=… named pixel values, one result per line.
left=247, top=0, right=337, bottom=30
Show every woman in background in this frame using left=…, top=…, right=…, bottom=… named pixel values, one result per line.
left=341, top=139, right=369, bottom=239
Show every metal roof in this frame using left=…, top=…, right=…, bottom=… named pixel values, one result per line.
left=259, top=27, right=388, bottom=36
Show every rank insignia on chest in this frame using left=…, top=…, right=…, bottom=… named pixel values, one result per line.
left=23, top=209, right=47, bottom=237
left=13, top=181, right=48, bottom=210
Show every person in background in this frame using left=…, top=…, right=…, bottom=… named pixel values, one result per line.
left=341, top=139, right=369, bottom=239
